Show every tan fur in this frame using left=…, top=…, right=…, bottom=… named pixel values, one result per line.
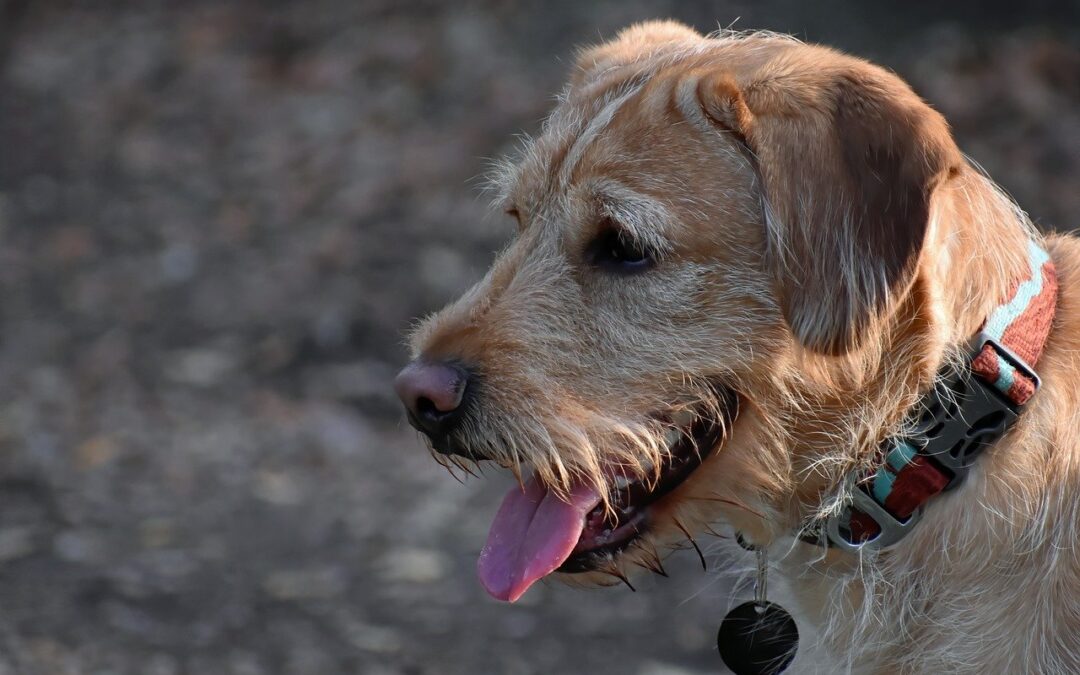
left=407, top=22, right=1080, bottom=673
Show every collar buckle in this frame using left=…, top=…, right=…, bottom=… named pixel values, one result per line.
left=824, top=482, right=922, bottom=552
left=914, top=333, right=1033, bottom=491
left=820, top=334, right=1038, bottom=551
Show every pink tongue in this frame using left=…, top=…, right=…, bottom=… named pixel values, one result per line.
left=477, top=474, right=602, bottom=602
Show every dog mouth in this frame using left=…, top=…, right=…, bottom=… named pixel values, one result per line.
left=477, top=387, right=738, bottom=602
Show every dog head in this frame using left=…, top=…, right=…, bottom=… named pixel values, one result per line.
left=395, top=21, right=965, bottom=601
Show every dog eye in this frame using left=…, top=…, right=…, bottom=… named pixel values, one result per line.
left=505, top=207, right=521, bottom=224
left=587, top=225, right=654, bottom=273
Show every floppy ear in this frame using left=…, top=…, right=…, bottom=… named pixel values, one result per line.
left=572, top=20, right=701, bottom=89
left=697, top=56, right=963, bottom=354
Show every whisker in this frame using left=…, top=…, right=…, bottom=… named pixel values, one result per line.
left=703, top=524, right=728, bottom=539
left=635, top=549, right=669, bottom=577
left=674, top=517, right=708, bottom=571
left=689, top=494, right=764, bottom=519
left=599, top=560, right=637, bottom=592
left=450, top=457, right=480, bottom=479
left=634, top=560, right=665, bottom=577
left=644, top=541, right=669, bottom=577
left=509, top=461, right=524, bottom=489
left=432, top=451, right=468, bottom=485
left=610, top=570, right=636, bottom=592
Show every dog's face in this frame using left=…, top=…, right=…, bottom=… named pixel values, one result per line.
left=396, top=21, right=961, bottom=601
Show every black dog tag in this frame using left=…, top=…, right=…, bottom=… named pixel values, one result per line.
left=717, top=600, right=798, bottom=675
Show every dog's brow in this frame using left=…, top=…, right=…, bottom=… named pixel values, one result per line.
left=484, top=160, right=520, bottom=209
left=592, top=182, right=676, bottom=254
left=558, top=80, right=648, bottom=187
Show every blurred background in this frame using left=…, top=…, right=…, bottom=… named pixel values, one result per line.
left=0, top=1, right=1078, bottom=673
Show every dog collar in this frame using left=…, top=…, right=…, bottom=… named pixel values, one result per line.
left=807, top=240, right=1058, bottom=552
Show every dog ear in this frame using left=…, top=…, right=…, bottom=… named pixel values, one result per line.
left=572, top=20, right=700, bottom=89
left=697, top=56, right=963, bottom=354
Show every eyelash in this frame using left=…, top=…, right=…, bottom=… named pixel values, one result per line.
left=586, top=220, right=655, bottom=274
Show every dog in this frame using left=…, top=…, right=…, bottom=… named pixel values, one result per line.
left=394, top=21, right=1080, bottom=673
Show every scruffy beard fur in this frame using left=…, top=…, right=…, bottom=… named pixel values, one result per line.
left=403, top=21, right=1080, bottom=674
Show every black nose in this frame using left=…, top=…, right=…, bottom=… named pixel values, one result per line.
left=394, top=360, right=470, bottom=449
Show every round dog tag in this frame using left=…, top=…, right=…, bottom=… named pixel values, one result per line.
left=717, top=601, right=798, bottom=675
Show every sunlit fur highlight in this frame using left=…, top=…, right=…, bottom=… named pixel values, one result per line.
left=407, top=22, right=1080, bottom=673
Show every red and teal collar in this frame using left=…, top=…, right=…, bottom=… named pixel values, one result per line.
left=813, top=240, right=1059, bottom=552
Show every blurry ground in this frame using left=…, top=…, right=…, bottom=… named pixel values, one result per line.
left=0, top=1, right=1077, bottom=674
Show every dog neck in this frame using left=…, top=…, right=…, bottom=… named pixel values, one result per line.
left=932, top=169, right=1043, bottom=342
left=778, top=167, right=1059, bottom=552
left=815, top=243, right=1055, bottom=551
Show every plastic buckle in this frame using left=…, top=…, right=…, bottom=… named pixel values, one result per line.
left=824, top=482, right=922, bottom=553
left=820, top=334, right=1039, bottom=552
left=911, top=333, right=1035, bottom=489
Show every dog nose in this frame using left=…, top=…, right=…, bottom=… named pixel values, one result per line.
left=394, top=360, right=469, bottom=445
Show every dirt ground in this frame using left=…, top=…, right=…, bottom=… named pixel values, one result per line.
left=0, top=1, right=1077, bottom=673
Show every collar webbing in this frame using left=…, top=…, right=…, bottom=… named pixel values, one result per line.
left=814, top=240, right=1058, bottom=552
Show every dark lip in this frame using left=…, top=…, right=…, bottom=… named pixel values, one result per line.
left=557, top=387, right=739, bottom=574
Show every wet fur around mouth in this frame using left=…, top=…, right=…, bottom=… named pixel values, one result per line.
left=558, top=386, right=739, bottom=573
